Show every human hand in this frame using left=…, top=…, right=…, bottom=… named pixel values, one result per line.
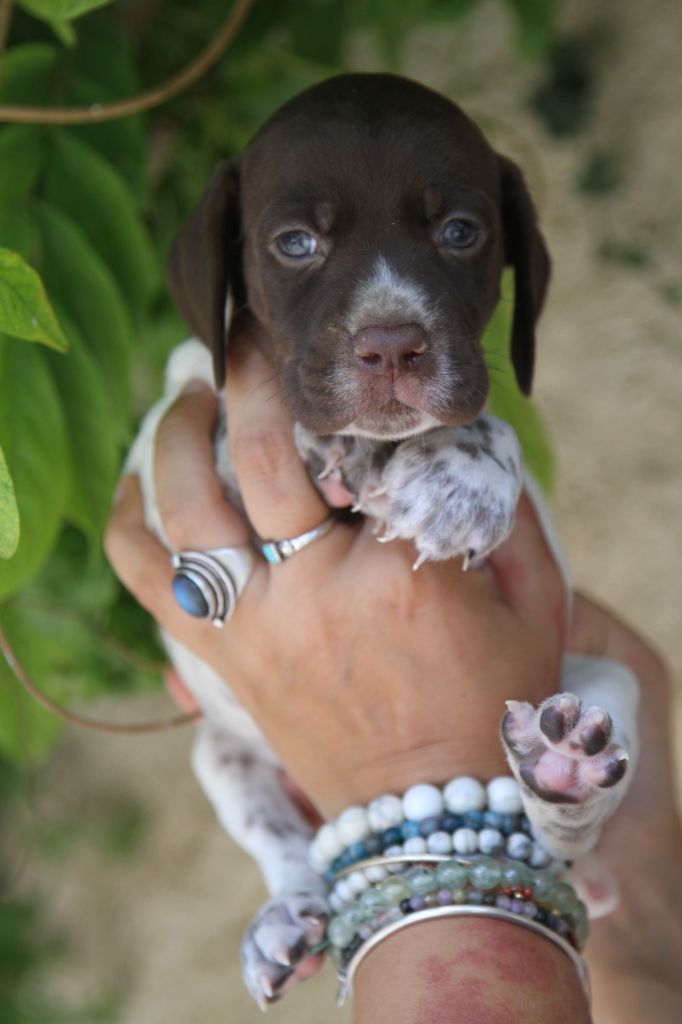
left=105, top=338, right=566, bottom=818
left=567, top=596, right=682, bottom=1023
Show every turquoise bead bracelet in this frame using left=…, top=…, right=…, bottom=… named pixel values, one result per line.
left=320, top=809, right=555, bottom=888
left=325, top=856, right=588, bottom=958
left=309, top=775, right=550, bottom=879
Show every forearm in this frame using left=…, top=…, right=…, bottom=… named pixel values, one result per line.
left=353, top=917, right=592, bottom=1024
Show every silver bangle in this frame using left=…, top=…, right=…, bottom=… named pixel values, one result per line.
left=332, top=852, right=468, bottom=881
left=337, top=904, right=590, bottom=1006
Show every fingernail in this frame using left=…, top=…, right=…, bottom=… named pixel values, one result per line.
left=181, top=378, right=211, bottom=396
left=113, top=475, right=133, bottom=506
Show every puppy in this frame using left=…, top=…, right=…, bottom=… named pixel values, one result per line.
left=127, top=74, right=639, bottom=1007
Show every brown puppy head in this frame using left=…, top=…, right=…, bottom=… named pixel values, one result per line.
left=168, top=73, right=550, bottom=440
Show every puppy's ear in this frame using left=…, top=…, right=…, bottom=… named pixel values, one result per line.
left=167, top=160, right=241, bottom=389
left=499, top=156, right=551, bottom=395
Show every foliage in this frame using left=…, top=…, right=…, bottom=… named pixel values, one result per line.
left=0, top=0, right=562, bottom=766
left=484, top=271, right=554, bottom=494
left=529, top=33, right=599, bottom=136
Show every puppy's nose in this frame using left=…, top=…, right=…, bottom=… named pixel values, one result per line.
left=354, top=323, right=428, bottom=374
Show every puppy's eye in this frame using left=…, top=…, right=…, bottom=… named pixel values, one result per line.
left=275, top=231, right=318, bottom=258
left=441, top=218, right=479, bottom=250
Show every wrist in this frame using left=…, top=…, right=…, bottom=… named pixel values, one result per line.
left=323, top=743, right=510, bottom=820
left=354, top=917, right=592, bottom=1024
left=311, top=775, right=590, bottom=1014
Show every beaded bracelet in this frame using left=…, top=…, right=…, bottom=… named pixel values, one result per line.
left=325, top=857, right=588, bottom=956
left=330, top=856, right=577, bottom=907
left=311, top=777, right=591, bottom=1008
left=320, top=810, right=554, bottom=887
left=310, top=775, right=536, bottom=875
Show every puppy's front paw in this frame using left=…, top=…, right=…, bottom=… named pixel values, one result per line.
left=241, top=891, right=329, bottom=1009
left=502, top=694, right=629, bottom=804
left=378, top=416, right=522, bottom=567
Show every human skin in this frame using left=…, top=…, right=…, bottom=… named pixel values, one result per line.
left=108, top=341, right=566, bottom=814
left=105, top=341, right=682, bottom=1022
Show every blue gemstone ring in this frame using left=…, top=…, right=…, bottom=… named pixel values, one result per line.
left=171, top=546, right=255, bottom=628
left=261, top=514, right=335, bottom=565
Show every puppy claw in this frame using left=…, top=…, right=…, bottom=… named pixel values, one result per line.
left=258, top=972, right=275, bottom=1000
left=462, top=548, right=477, bottom=571
left=412, top=551, right=429, bottom=571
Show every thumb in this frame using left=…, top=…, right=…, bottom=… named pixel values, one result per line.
left=487, top=490, right=566, bottom=629
left=568, top=592, right=667, bottom=691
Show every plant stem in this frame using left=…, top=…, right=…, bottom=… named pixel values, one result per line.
left=0, top=0, right=254, bottom=125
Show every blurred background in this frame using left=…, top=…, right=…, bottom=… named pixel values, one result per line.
left=0, top=0, right=680, bottom=1021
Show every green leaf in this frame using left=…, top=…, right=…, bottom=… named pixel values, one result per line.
left=17, top=0, right=114, bottom=23
left=0, top=248, right=69, bottom=351
left=0, top=336, right=71, bottom=600
left=44, top=16, right=78, bottom=47
left=36, top=202, right=132, bottom=438
left=0, top=201, right=33, bottom=258
left=44, top=304, right=119, bottom=541
left=0, top=43, right=59, bottom=104
left=44, top=132, right=159, bottom=321
left=0, top=444, right=20, bottom=560
left=62, top=15, right=147, bottom=194
left=0, top=127, right=43, bottom=201
left=483, top=270, right=555, bottom=494
left=0, top=606, right=65, bottom=764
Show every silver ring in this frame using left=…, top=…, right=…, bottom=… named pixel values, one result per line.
left=171, top=546, right=254, bottom=628
left=261, top=514, right=335, bottom=565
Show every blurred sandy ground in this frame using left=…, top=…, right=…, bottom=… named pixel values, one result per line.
left=11, top=0, right=681, bottom=1021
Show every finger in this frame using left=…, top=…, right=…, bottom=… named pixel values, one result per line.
left=164, top=667, right=200, bottom=713
left=487, top=490, right=566, bottom=629
left=569, top=591, right=668, bottom=689
left=154, top=381, right=251, bottom=550
left=226, top=343, right=329, bottom=539
left=105, top=475, right=220, bottom=638
left=567, top=592, right=612, bottom=659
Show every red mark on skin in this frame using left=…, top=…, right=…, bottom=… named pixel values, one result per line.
left=416, top=924, right=585, bottom=1024
left=452, top=926, right=563, bottom=991
left=420, top=977, right=511, bottom=1024
left=423, top=955, right=452, bottom=987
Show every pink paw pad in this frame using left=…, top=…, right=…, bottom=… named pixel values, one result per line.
left=502, top=693, right=628, bottom=804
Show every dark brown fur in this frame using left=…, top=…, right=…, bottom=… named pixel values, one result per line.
left=167, top=73, right=549, bottom=436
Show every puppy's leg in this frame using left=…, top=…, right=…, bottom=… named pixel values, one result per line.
left=192, top=725, right=327, bottom=1009
left=501, top=654, right=639, bottom=861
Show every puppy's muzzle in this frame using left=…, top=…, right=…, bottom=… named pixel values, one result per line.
left=353, top=322, right=428, bottom=377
